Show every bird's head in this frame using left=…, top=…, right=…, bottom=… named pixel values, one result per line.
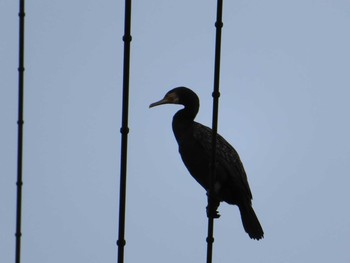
left=149, top=87, right=199, bottom=109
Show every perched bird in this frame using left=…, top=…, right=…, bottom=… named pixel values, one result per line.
left=149, top=87, right=264, bottom=240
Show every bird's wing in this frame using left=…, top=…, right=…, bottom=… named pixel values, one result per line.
left=192, top=122, right=253, bottom=200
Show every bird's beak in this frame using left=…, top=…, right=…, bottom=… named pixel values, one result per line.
left=149, top=93, right=178, bottom=108
left=149, top=97, right=170, bottom=108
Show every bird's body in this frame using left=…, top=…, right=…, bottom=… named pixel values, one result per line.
left=150, top=87, right=264, bottom=240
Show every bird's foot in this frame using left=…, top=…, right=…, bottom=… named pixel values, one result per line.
left=206, top=191, right=221, bottom=219
left=206, top=206, right=221, bottom=218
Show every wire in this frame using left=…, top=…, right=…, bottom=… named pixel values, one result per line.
left=117, top=0, right=132, bottom=263
left=207, top=0, right=224, bottom=263
left=15, top=1, right=26, bottom=263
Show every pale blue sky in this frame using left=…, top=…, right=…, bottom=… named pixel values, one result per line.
left=1, top=1, right=350, bottom=262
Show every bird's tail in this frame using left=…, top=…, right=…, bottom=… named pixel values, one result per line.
left=238, top=203, right=264, bottom=240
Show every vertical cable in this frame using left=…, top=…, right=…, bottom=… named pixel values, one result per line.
left=15, top=1, right=26, bottom=263
left=117, top=0, right=132, bottom=263
left=207, top=0, right=223, bottom=263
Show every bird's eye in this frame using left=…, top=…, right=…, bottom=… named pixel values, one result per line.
left=167, top=93, right=179, bottom=103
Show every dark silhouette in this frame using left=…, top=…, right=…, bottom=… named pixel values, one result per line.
left=150, top=87, right=264, bottom=240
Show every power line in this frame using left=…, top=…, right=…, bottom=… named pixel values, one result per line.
left=207, top=0, right=224, bottom=263
left=15, top=0, right=26, bottom=263
left=117, top=0, right=132, bottom=263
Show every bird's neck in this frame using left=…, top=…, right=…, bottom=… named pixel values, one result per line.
left=172, top=108, right=196, bottom=143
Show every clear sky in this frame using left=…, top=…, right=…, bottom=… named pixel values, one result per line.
left=1, top=0, right=350, bottom=262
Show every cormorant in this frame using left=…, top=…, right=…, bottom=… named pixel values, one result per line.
left=150, top=87, right=264, bottom=240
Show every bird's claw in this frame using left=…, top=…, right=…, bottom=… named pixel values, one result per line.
left=206, top=191, right=221, bottom=219
left=206, top=206, right=221, bottom=218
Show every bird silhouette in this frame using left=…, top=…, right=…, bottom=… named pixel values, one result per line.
left=150, top=87, right=264, bottom=240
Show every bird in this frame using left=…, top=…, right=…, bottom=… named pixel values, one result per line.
left=149, top=87, right=264, bottom=240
